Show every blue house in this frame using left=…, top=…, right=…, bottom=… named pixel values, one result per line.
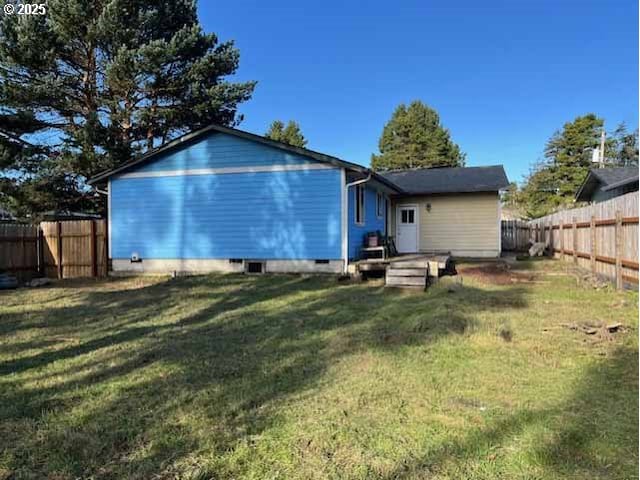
left=90, top=125, right=509, bottom=274
left=89, top=125, right=399, bottom=274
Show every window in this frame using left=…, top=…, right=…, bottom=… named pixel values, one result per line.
left=376, top=192, right=385, bottom=218
left=400, top=209, right=415, bottom=224
left=355, top=185, right=365, bottom=225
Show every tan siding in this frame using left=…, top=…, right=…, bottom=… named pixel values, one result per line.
left=391, top=193, right=500, bottom=257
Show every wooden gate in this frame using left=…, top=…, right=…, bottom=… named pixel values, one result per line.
left=41, top=220, right=108, bottom=278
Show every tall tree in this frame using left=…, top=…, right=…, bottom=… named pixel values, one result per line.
left=371, top=101, right=465, bottom=171
left=0, top=0, right=256, bottom=218
left=519, top=114, right=603, bottom=217
left=265, top=120, right=307, bottom=148
left=610, top=123, right=639, bottom=166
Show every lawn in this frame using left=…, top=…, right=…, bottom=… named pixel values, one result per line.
left=0, top=259, right=637, bottom=479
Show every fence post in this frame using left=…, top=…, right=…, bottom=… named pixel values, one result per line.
left=103, top=220, right=108, bottom=277
left=37, top=227, right=44, bottom=276
left=615, top=210, right=623, bottom=290
left=56, top=221, right=63, bottom=279
left=572, top=217, right=578, bottom=264
left=90, top=220, right=97, bottom=278
left=559, top=221, right=564, bottom=260
left=21, top=229, right=26, bottom=274
left=590, top=215, right=596, bottom=274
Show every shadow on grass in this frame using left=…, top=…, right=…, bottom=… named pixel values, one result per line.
left=379, top=345, right=639, bottom=479
left=0, top=273, right=530, bottom=478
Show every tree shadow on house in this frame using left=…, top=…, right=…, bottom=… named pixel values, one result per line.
left=0, top=274, right=530, bottom=478
left=377, top=345, right=638, bottom=479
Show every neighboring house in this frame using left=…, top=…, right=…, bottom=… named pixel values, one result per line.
left=382, top=166, right=509, bottom=258
left=575, top=167, right=639, bottom=203
left=0, top=206, right=15, bottom=222
left=89, top=125, right=509, bottom=274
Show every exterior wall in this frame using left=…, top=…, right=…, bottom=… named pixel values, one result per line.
left=133, top=132, right=313, bottom=173
left=390, top=192, right=500, bottom=258
left=109, top=133, right=343, bottom=272
left=347, top=184, right=386, bottom=260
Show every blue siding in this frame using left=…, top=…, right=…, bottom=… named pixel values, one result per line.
left=111, top=168, right=342, bottom=260
left=347, top=185, right=386, bottom=260
left=133, top=132, right=313, bottom=173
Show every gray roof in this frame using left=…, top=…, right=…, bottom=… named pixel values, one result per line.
left=575, top=167, right=639, bottom=201
left=380, top=165, right=509, bottom=195
left=592, top=167, right=638, bottom=191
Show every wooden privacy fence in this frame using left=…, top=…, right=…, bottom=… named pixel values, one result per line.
left=528, top=191, right=638, bottom=289
left=501, top=220, right=531, bottom=251
left=0, top=220, right=107, bottom=280
left=0, top=224, right=40, bottom=281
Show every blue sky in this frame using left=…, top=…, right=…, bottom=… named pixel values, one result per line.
left=200, top=0, right=638, bottom=184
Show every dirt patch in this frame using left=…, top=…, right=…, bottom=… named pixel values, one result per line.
left=457, top=263, right=536, bottom=285
left=539, top=321, right=632, bottom=350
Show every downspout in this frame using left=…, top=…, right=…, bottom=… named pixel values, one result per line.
left=342, top=172, right=372, bottom=274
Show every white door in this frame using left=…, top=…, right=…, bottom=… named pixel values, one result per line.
left=396, top=205, right=418, bottom=253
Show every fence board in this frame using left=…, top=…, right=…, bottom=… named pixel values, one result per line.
left=501, top=220, right=531, bottom=251
left=0, top=224, right=39, bottom=281
left=528, top=191, right=638, bottom=289
left=40, top=220, right=108, bottom=279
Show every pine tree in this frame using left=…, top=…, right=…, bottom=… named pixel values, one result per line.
left=265, top=120, right=307, bottom=147
left=371, top=101, right=465, bottom=171
left=519, top=114, right=603, bottom=217
left=610, top=123, right=639, bottom=166
left=0, top=0, right=256, bottom=218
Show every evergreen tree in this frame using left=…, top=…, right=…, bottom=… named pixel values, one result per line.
left=519, top=114, right=603, bottom=217
left=0, top=0, right=256, bottom=218
left=265, top=120, right=307, bottom=147
left=371, top=101, right=465, bottom=171
left=610, top=123, right=638, bottom=166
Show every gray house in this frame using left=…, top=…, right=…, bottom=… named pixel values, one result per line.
left=575, top=167, right=638, bottom=203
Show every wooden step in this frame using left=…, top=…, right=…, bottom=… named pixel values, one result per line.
left=389, top=260, right=429, bottom=268
left=386, top=275, right=427, bottom=287
left=386, top=268, right=426, bottom=276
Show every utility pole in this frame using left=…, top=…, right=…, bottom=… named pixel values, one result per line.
left=599, top=124, right=606, bottom=167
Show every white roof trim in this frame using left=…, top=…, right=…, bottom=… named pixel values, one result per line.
left=114, top=163, right=335, bottom=179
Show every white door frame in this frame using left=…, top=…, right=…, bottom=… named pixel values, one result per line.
left=395, top=204, right=419, bottom=253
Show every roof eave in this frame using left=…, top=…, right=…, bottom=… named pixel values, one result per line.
left=395, top=187, right=507, bottom=196
left=601, top=176, right=639, bottom=192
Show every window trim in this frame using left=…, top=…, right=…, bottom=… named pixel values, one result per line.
left=376, top=192, right=385, bottom=219
left=355, top=185, right=365, bottom=226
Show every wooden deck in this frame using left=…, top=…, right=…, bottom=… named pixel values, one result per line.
left=354, top=253, right=452, bottom=289
left=355, top=253, right=451, bottom=276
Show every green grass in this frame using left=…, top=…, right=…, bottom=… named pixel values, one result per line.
left=0, top=259, right=637, bottom=479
